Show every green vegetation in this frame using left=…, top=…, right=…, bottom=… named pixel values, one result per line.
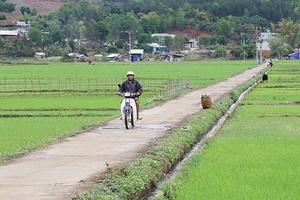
left=0, top=2, right=15, bottom=13
left=74, top=94, right=232, bottom=200
left=0, top=96, right=119, bottom=159
left=164, top=60, right=300, bottom=199
left=2, top=0, right=299, bottom=58
left=0, top=61, right=255, bottom=163
left=74, top=63, right=263, bottom=199
left=0, top=61, right=254, bottom=89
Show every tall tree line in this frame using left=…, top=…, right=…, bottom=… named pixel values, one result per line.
left=1, top=0, right=300, bottom=57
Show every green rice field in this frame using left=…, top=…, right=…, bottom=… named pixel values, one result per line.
left=0, top=60, right=256, bottom=162
left=169, top=60, right=300, bottom=199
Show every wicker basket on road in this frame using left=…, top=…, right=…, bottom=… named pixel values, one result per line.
left=201, top=95, right=212, bottom=109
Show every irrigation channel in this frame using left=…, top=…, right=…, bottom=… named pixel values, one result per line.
left=145, top=66, right=273, bottom=199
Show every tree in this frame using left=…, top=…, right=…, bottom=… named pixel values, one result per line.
left=278, top=18, right=300, bottom=48
left=158, top=14, right=173, bottom=32
left=0, top=14, right=6, bottom=20
left=183, top=3, right=192, bottom=18
left=78, top=21, right=86, bottom=43
left=119, top=13, right=140, bottom=43
left=231, top=46, right=243, bottom=59
left=215, top=46, right=227, bottom=58
left=217, top=18, right=233, bottom=38
left=140, top=12, right=160, bottom=33
left=193, top=9, right=209, bottom=21
left=268, top=37, right=290, bottom=59
left=98, top=0, right=111, bottom=18
left=164, top=36, right=174, bottom=48
left=156, top=3, right=172, bottom=15
left=68, top=39, right=76, bottom=52
left=96, top=20, right=109, bottom=41
left=243, top=43, right=256, bottom=58
left=210, top=36, right=218, bottom=45
left=85, top=19, right=97, bottom=41
left=200, top=36, right=212, bottom=47
left=210, top=2, right=220, bottom=16
left=58, top=2, right=79, bottom=24
left=230, top=43, right=255, bottom=59
left=63, top=16, right=80, bottom=39
left=50, top=28, right=65, bottom=44
left=105, top=14, right=123, bottom=41
left=106, top=45, right=118, bottom=53
left=20, top=6, right=26, bottom=15
left=173, top=8, right=185, bottom=30
left=138, top=33, right=152, bottom=43
left=115, top=40, right=124, bottom=49
left=20, top=6, right=30, bottom=15
left=218, top=35, right=227, bottom=45
left=28, top=28, right=42, bottom=45
left=139, top=43, right=150, bottom=53
left=121, top=12, right=139, bottom=32
left=31, top=8, right=37, bottom=16
left=2, top=2, right=15, bottom=13
left=174, top=36, right=188, bottom=51
left=4, top=39, right=16, bottom=56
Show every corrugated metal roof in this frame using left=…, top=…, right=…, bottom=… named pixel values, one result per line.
left=106, top=54, right=120, bottom=58
left=151, top=33, right=176, bottom=38
left=0, top=30, right=18, bottom=36
left=35, top=52, right=45, bottom=56
left=130, top=49, right=144, bottom=54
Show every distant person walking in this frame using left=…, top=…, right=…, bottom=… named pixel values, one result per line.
left=268, top=58, right=273, bottom=67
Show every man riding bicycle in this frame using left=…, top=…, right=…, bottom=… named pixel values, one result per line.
left=118, top=71, right=143, bottom=120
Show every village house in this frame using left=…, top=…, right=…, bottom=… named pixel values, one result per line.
left=0, top=20, right=30, bottom=38
left=34, top=52, right=46, bottom=59
left=130, top=49, right=144, bottom=61
left=148, top=43, right=169, bottom=54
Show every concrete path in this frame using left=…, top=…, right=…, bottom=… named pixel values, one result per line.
left=0, top=62, right=268, bottom=200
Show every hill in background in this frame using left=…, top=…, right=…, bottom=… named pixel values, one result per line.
left=5, top=0, right=65, bottom=19
left=5, top=0, right=210, bottom=39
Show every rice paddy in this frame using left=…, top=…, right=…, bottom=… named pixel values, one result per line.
left=168, top=60, right=300, bottom=200
left=0, top=60, right=255, bottom=163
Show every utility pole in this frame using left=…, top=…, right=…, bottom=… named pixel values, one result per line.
left=241, top=32, right=245, bottom=60
left=125, top=30, right=132, bottom=63
left=241, top=32, right=243, bottom=46
left=259, top=27, right=262, bottom=64
left=255, top=27, right=259, bottom=66
left=129, top=31, right=132, bottom=63
left=124, top=30, right=138, bottom=63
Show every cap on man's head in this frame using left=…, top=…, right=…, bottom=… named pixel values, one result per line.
left=127, top=71, right=134, bottom=76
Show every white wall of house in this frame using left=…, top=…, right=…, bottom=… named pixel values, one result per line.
left=256, top=32, right=275, bottom=50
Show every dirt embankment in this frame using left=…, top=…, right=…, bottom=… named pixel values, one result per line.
left=5, top=1, right=211, bottom=39
left=169, top=27, right=212, bottom=38
left=5, top=0, right=64, bottom=19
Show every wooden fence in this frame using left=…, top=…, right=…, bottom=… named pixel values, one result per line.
left=0, top=78, right=192, bottom=97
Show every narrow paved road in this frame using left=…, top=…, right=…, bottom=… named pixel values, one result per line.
left=0, top=62, right=268, bottom=200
